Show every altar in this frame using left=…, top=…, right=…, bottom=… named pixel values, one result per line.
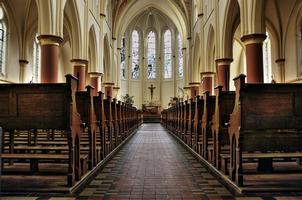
left=142, top=84, right=161, bottom=122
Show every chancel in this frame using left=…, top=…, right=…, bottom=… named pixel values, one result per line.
left=1, top=0, right=302, bottom=199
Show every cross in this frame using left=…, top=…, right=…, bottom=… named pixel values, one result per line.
left=148, top=84, right=156, bottom=102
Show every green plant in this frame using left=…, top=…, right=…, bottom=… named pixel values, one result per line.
left=121, top=93, right=134, bottom=105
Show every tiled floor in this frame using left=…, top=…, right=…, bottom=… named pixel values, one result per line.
left=2, top=124, right=302, bottom=200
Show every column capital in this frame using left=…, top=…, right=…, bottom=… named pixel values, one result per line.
left=200, top=72, right=215, bottom=78
left=70, top=59, right=88, bottom=67
left=37, top=34, right=64, bottom=46
left=103, top=82, right=115, bottom=86
left=189, top=82, right=200, bottom=86
left=89, top=72, right=103, bottom=78
left=215, top=58, right=233, bottom=65
left=19, top=59, right=29, bottom=64
left=241, top=33, right=267, bottom=45
left=275, top=58, right=285, bottom=63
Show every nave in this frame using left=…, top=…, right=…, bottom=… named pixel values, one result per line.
left=2, top=123, right=302, bottom=200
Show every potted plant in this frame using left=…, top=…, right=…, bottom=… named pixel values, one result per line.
left=121, top=93, right=134, bottom=105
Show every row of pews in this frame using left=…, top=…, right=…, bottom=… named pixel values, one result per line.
left=161, top=74, right=302, bottom=190
left=0, top=74, right=142, bottom=190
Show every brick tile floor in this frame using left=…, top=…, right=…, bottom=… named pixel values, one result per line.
left=2, top=124, right=302, bottom=200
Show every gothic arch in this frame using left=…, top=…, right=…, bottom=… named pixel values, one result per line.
left=89, top=25, right=98, bottom=73
left=206, top=25, right=215, bottom=72
left=64, top=0, right=82, bottom=59
left=114, top=0, right=188, bottom=48
left=222, top=0, right=240, bottom=59
left=103, top=34, right=111, bottom=83
left=193, top=33, right=201, bottom=81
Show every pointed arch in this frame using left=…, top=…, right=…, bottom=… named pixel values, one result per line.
left=193, top=34, right=201, bottom=81
left=89, top=25, right=98, bottom=73
left=206, top=25, right=215, bottom=72
left=64, top=0, right=82, bottom=59
left=103, top=34, right=111, bottom=82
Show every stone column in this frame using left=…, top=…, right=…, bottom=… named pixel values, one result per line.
left=275, top=58, right=285, bottom=83
left=89, top=72, right=102, bottom=96
left=189, top=82, right=200, bottom=98
left=37, top=35, right=63, bottom=83
left=71, top=59, right=88, bottom=91
left=215, top=58, right=233, bottom=91
left=103, top=82, right=114, bottom=98
left=200, top=72, right=215, bottom=95
left=19, top=59, right=29, bottom=83
left=113, top=87, right=120, bottom=99
left=183, top=86, right=191, bottom=100
left=241, top=33, right=267, bottom=83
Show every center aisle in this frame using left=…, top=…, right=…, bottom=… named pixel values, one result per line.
left=78, top=123, right=234, bottom=199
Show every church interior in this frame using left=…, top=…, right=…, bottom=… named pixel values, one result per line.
left=1, top=0, right=302, bottom=199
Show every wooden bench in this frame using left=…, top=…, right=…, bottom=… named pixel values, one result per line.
left=228, top=74, right=302, bottom=186
left=0, top=75, right=82, bottom=186
left=201, top=91, right=216, bottom=160
left=1, top=153, right=88, bottom=176
left=210, top=86, right=235, bottom=168
left=193, top=96, right=204, bottom=154
left=220, top=152, right=302, bottom=175
left=76, top=85, right=98, bottom=169
left=186, top=98, right=195, bottom=147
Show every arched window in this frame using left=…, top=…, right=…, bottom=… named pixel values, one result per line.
left=131, top=30, right=140, bottom=79
left=33, top=33, right=41, bottom=83
left=147, top=31, right=156, bottom=79
left=164, top=30, right=172, bottom=79
left=0, top=6, right=7, bottom=77
left=263, top=32, right=272, bottom=83
left=120, top=33, right=126, bottom=79
left=177, top=34, right=183, bottom=78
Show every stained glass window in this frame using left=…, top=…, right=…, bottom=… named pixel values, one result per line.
left=131, top=30, right=139, bottom=79
left=263, top=32, right=272, bottom=83
left=120, top=33, right=126, bottom=79
left=164, top=30, right=172, bottom=79
left=147, top=31, right=156, bottom=79
left=178, top=34, right=183, bottom=78
left=33, top=33, right=41, bottom=83
left=0, top=7, right=6, bottom=77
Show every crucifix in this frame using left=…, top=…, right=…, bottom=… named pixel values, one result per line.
left=148, top=84, right=156, bottom=103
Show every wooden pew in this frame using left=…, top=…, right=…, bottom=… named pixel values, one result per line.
left=193, top=96, right=204, bottom=154
left=104, top=97, right=113, bottom=153
left=0, top=75, right=82, bottom=186
left=93, top=91, right=106, bottom=160
left=186, top=98, right=195, bottom=147
left=210, top=86, right=235, bottom=168
left=201, top=91, right=216, bottom=160
left=228, top=74, right=302, bottom=186
left=76, top=85, right=98, bottom=169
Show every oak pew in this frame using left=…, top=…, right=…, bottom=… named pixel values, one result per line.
left=182, top=100, right=189, bottom=142
left=93, top=91, right=106, bottom=160
left=76, top=85, right=98, bottom=169
left=210, top=86, right=235, bottom=169
left=186, top=98, right=195, bottom=147
left=104, top=97, right=113, bottom=153
left=228, top=74, right=302, bottom=186
left=111, top=98, right=119, bottom=148
left=0, top=75, right=82, bottom=186
left=201, top=91, right=216, bottom=160
left=193, top=96, right=204, bottom=154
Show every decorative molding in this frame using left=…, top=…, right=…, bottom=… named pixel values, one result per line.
left=37, top=34, right=64, bottom=46
left=241, top=33, right=267, bottom=45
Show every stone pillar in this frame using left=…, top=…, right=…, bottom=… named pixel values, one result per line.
left=37, top=35, right=63, bottom=83
left=241, top=34, right=267, bottom=83
left=200, top=72, right=215, bottom=95
left=89, top=72, right=102, bottom=96
left=215, top=58, right=233, bottom=91
left=183, top=86, right=191, bottom=100
left=113, top=87, right=120, bottom=99
left=71, top=59, right=88, bottom=91
left=103, top=82, right=114, bottom=98
left=189, top=82, right=200, bottom=98
left=19, top=59, right=29, bottom=83
left=276, top=58, right=285, bottom=83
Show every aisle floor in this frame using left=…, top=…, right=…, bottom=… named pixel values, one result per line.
left=2, top=124, right=302, bottom=200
